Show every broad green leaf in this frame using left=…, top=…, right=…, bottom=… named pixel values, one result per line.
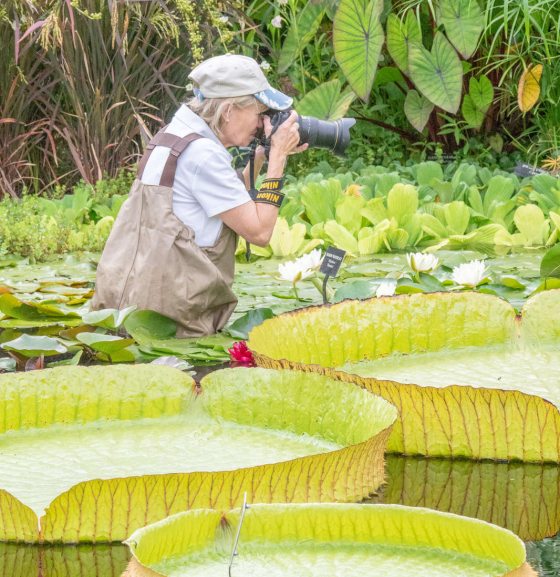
left=408, top=32, right=463, bottom=113
left=301, top=180, right=342, bottom=225
left=386, top=12, right=422, bottom=73
left=513, top=205, right=549, bottom=246
left=437, top=0, right=484, bottom=58
left=0, top=366, right=394, bottom=542
left=324, top=221, right=359, bottom=255
left=386, top=184, right=419, bottom=223
left=278, top=2, right=325, bottom=73
left=380, top=455, right=560, bottom=541
left=0, top=294, right=80, bottom=322
left=540, top=244, right=560, bottom=279
left=81, top=306, right=137, bottom=330
left=225, top=308, right=275, bottom=339
left=268, top=218, right=307, bottom=257
left=334, top=280, right=376, bottom=303
left=335, top=194, right=366, bottom=235
left=333, top=0, right=384, bottom=101
left=442, top=200, right=471, bottom=235
left=249, top=291, right=560, bottom=462
left=462, top=94, right=485, bottom=128
left=404, top=89, right=434, bottom=131
left=415, top=162, right=444, bottom=186
left=127, top=504, right=525, bottom=576
left=124, top=310, right=177, bottom=345
left=1, top=335, right=67, bottom=357
left=296, top=79, right=356, bottom=120
left=469, top=75, right=494, bottom=110
left=76, top=332, right=135, bottom=354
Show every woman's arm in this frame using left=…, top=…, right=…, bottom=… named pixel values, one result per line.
left=220, top=112, right=307, bottom=246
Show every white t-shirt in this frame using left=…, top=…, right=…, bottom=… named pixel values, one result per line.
left=140, top=105, right=251, bottom=247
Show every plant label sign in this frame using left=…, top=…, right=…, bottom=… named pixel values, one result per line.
left=514, top=163, right=548, bottom=177
left=320, top=247, right=346, bottom=278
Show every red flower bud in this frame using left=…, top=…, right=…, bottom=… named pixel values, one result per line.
left=228, top=341, right=255, bottom=366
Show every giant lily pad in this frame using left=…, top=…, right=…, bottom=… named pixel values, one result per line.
left=0, top=365, right=395, bottom=543
left=126, top=503, right=526, bottom=577
left=249, top=290, right=560, bottom=462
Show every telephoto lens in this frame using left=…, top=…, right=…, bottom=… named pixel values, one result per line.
left=268, top=109, right=356, bottom=156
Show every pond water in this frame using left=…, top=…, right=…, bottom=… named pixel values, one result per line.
left=0, top=456, right=558, bottom=576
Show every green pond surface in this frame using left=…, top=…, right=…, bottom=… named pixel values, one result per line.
left=153, top=542, right=508, bottom=577
left=0, top=416, right=339, bottom=517
left=339, top=345, right=560, bottom=408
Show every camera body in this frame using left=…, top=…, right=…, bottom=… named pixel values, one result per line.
left=261, top=108, right=355, bottom=157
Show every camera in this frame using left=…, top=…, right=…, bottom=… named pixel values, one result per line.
left=261, top=109, right=356, bottom=157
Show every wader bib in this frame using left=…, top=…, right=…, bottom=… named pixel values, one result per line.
left=92, top=131, right=238, bottom=337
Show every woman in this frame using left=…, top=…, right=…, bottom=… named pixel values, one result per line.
left=92, top=54, right=307, bottom=336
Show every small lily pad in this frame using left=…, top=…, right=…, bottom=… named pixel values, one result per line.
left=1, top=335, right=67, bottom=357
left=76, top=332, right=135, bottom=354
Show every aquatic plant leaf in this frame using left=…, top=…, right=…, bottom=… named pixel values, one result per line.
left=81, top=306, right=137, bottom=330
left=225, top=308, right=275, bottom=339
left=127, top=503, right=525, bottom=577
left=123, top=310, right=177, bottom=345
left=540, top=244, right=560, bottom=279
left=0, top=294, right=80, bottom=322
left=249, top=291, right=560, bottom=462
left=0, top=366, right=394, bottom=542
left=1, top=335, right=67, bottom=358
left=333, top=0, right=384, bottom=101
left=76, top=332, right=135, bottom=354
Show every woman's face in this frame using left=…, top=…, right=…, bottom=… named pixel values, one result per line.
left=220, top=100, right=267, bottom=147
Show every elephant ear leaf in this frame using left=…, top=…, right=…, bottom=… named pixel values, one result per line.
left=462, top=75, right=493, bottom=128
left=408, top=32, right=463, bottom=113
left=437, top=0, right=484, bottom=59
left=518, top=64, right=543, bottom=112
left=404, top=89, right=434, bottom=131
left=333, top=0, right=385, bottom=101
left=386, top=11, right=422, bottom=74
left=296, top=79, right=356, bottom=120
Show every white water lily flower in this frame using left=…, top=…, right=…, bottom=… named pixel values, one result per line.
left=271, top=15, right=283, bottom=28
left=297, top=249, right=323, bottom=271
left=376, top=280, right=396, bottom=297
left=451, top=260, right=487, bottom=287
left=278, top=259, right=314, bottom=284
left=407, top=252, right=439, bottom=273
left=260, top=60, right=271, bottom=71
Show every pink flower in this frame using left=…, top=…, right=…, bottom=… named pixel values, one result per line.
left=228, top=341, right=255, bottom=366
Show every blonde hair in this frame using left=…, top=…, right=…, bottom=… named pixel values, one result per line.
left=186, top=94, right=267, bottom=136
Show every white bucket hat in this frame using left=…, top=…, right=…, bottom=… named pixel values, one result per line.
left=188, top=54, right=293, bottom=111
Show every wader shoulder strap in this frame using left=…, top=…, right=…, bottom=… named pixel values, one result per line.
left=137, top=129, right=203, bottom=187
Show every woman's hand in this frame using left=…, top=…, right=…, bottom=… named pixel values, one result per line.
left=264, top=111, right=309, bottom=159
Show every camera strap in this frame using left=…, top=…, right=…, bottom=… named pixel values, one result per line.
left=245, top=144, right=258, bottom=262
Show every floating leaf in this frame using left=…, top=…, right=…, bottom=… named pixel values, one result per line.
left=0, top=366, right=395, bottom=542
left=0, top=294, right=80, bottom=323
left=1, top=335, right=67, bottom=358
left=124, top=310, right=177, bottom=345
left=225, top=308, right=275, bottom=339
left=81, top=305, right=137, bottom=330
left=76, top=332, right=135, bottom=354
left=408, top=32, right=463, bottom=113
left=333, top=0, right=384, bottom=101
left=249, top=291, right=560, bottom=462
left=127, top=504, right=525, bottom=577
left=518, top=64, right=543, bottom=112
left=540, top=244, right=560, bottom=279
